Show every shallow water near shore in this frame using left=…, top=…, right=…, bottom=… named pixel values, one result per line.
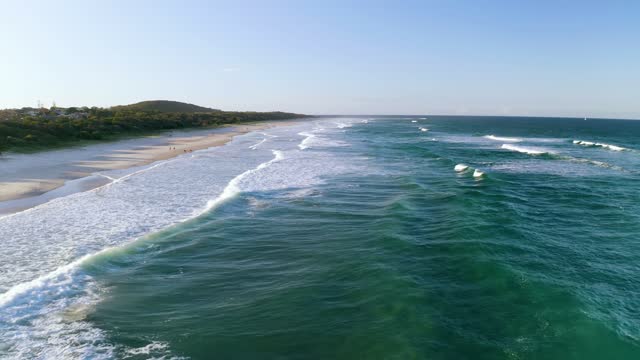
left=1, top=116, right=640, bottom=359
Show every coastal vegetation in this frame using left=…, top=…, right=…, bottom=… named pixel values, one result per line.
left=0, top=101, right=307, bottom=153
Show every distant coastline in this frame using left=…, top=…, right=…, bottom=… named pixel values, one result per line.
left=0, top=100, right=309, bottom=154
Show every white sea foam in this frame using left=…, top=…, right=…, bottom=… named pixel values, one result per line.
left=298, top=132, right=315, bottom=150
left=335, top=121, right=353, bottom=129
left=249, top=138, right=267, bottom=150
left=597, top=143, right=625, bottom=151
left=0, top=253, right=94, bottom=308
left=439, top=135, right=564, bottom=146
left=125, top=341, right=176, bottom=357
left=490, top=158, right=626, bottom=176
left=419, top=127, right=429, bottom=132
left=411, top=120, right=417, bottom=123
left=200, top=150, right=284, bottom=214
left=501, top=144, right=550, bottom=155
left=573, top=140, right=626, bottom=151
left=0, top=118, right=366, bottom=358
left=0, top=268, right=114, bottom=359
left=0, top=145, right=275, bottom=356
left=297, top=121, right=355, bottom=150
left=484, top=135, right=522, bottom=142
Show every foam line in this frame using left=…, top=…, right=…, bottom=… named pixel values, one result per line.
left=0, top=251, right=96, bottom=308
left=298, top=132, right=315, bottom=150
left=199, top=150, right=284, bottom=215
left=334, top=122, right=352, bottom=129
left=501, top=144, right=549, bottom=155
left=573, top=140, right=626, bottom=151
left=249, top=138, right=267, bottom=150
left=484, top=135, right=522, bottom=142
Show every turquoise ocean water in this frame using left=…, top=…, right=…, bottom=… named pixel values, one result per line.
left=1, top=116, right=639, bottom=359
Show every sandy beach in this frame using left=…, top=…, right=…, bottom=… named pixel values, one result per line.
left=0, top=121, right=298, bottom=214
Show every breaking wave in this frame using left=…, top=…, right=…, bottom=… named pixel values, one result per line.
left=501, top=144, right=551, bottom=155
left=573, top=140, right=627, bottom=152
left=485, top=135, right=522, bottom=142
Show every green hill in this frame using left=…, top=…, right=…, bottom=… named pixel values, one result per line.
left=111, top=100, right=219, bottom=113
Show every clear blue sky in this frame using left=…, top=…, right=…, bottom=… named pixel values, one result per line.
left=1, top=0, right=638, bottom=118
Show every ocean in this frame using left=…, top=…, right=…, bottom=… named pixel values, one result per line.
left=1, top=116, right=639, bottom=359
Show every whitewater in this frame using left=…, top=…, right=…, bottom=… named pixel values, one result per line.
left=0, top=118, right=364, bottom=359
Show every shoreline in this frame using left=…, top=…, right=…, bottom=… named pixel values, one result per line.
left=0, top=120, right=299, bottom=215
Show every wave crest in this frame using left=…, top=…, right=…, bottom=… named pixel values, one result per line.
left=485, top=135, right=522, bottom=142
left=501, top=144, right=550, bottom=155
left=573, top=140, right=626, bottom=151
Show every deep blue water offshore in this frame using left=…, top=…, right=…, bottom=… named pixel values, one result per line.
left=1, top=116, right=640, bottom=359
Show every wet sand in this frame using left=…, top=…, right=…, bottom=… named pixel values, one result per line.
left=0, top=121, right=297, bottom=214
